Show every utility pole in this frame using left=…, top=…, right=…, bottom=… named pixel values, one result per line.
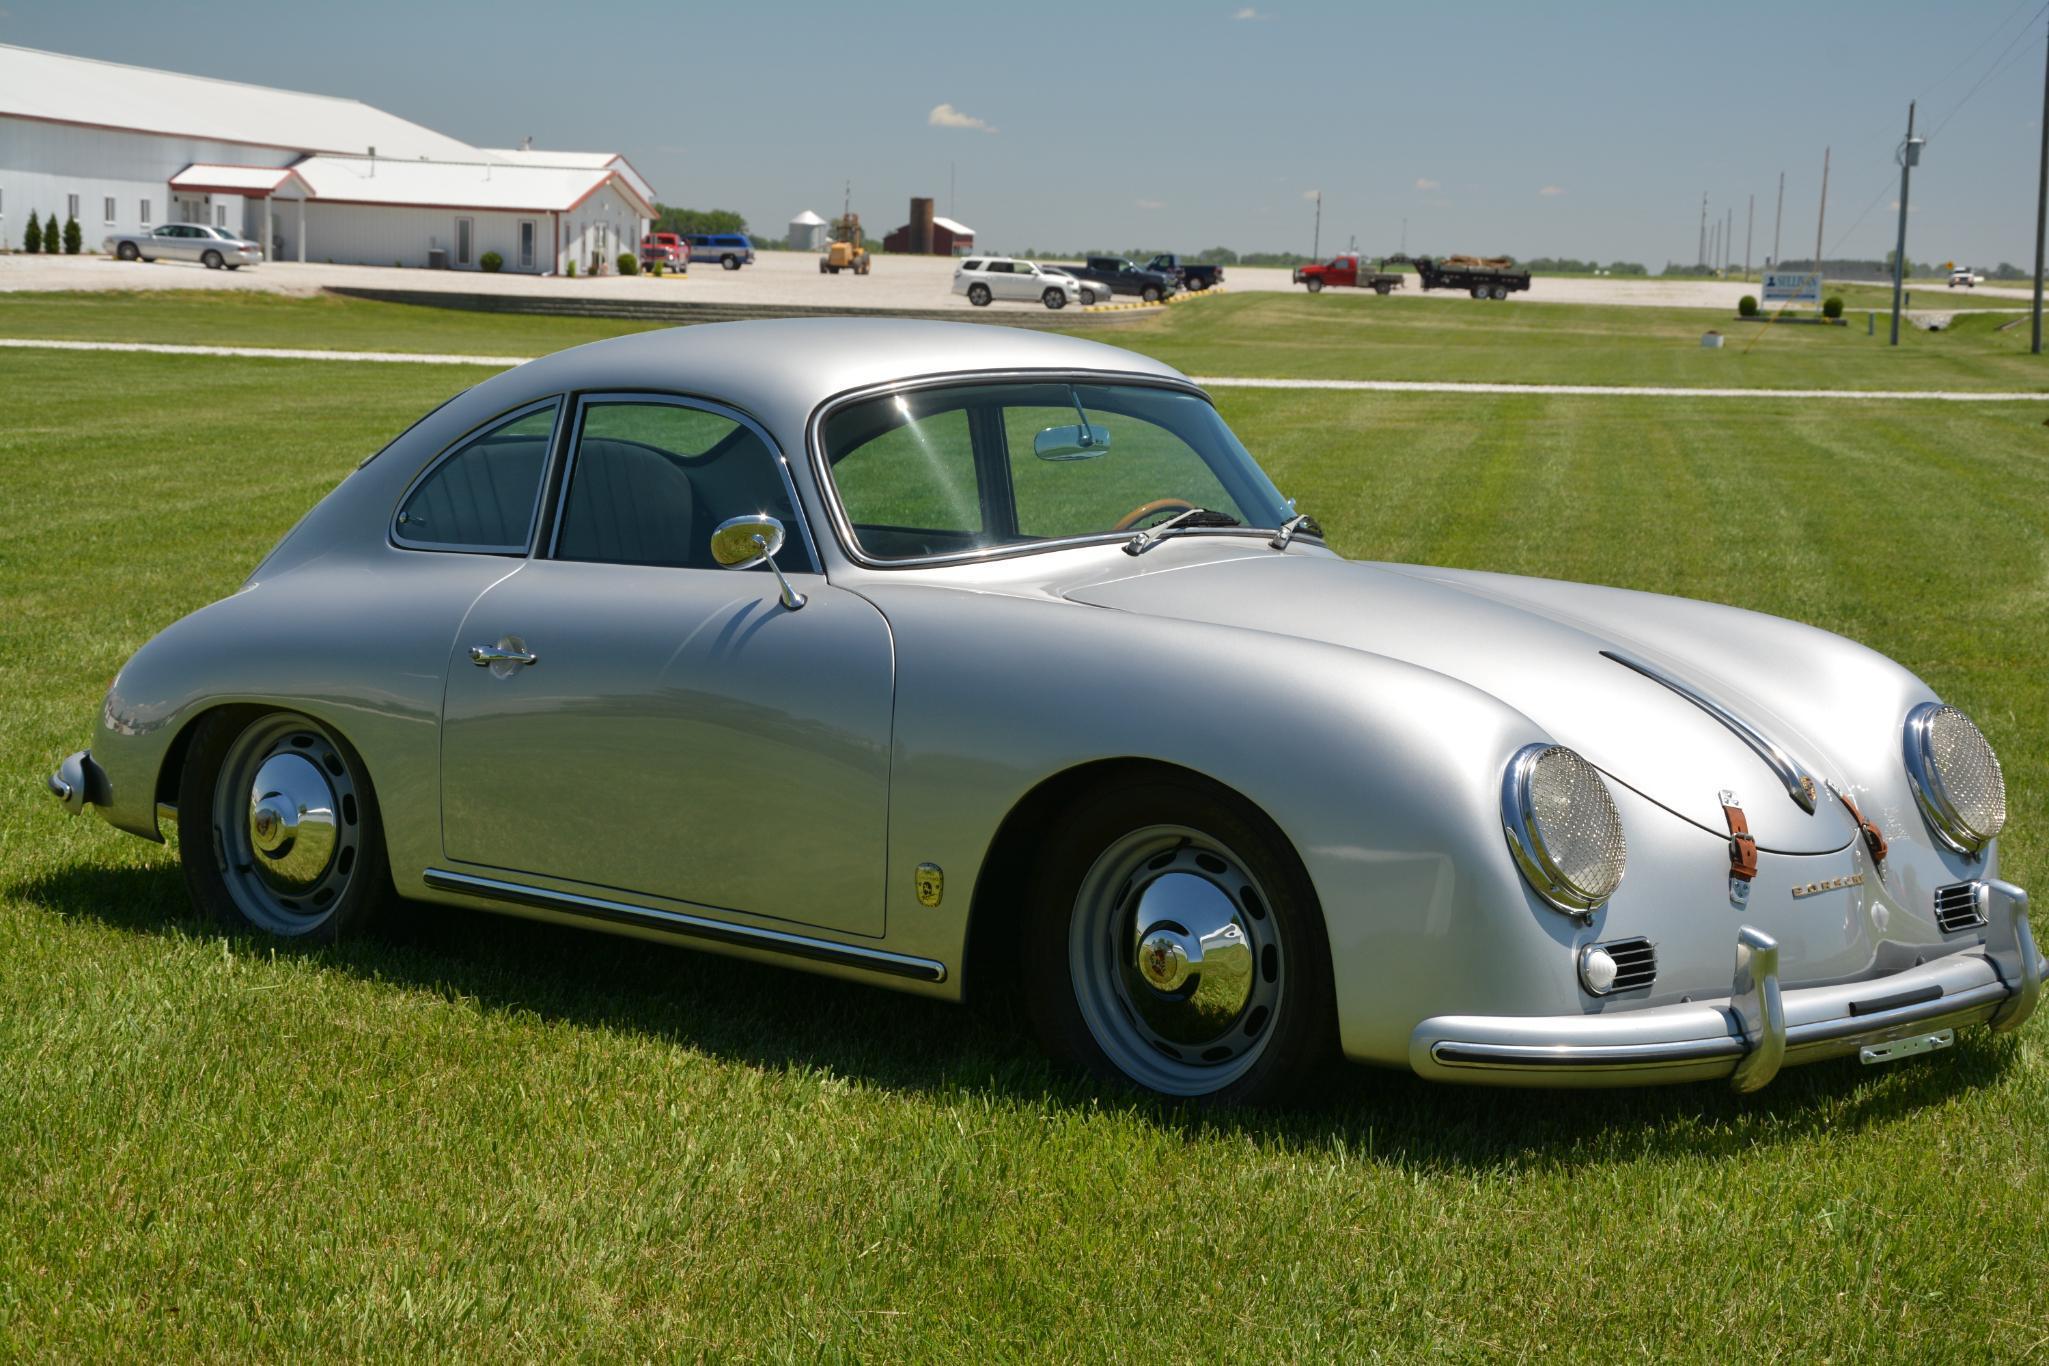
left=1311, top=190, right=1322, bottom=260
left=1725, top=207, right=1733, bottom=274
left=1890, top=102, right=1922, bottom=346
left=1814, top=146, right=1830, bottom=269
left=1772, top=171, right=1784, bottom=267
left=1710, top=219, right=1720, bottom=275
left=2034, top=18, right=2049, bottom=353
left=1744, top=194, right=1754, bottom=278
left=1698, top=192, right=1708, bottom=267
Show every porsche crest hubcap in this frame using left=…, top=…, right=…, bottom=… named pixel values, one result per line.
left=1069, top=826, right=1283, bottom=1097
left=212, top=715, right=362, bottom=935
left=246, top=753, right=338, bottom=893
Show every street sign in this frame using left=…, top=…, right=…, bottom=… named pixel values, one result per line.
left=1762, top=270, right=1824, bottom=304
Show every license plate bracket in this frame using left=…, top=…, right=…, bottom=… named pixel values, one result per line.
left=1859, top=1028, right=1955, bottom=1066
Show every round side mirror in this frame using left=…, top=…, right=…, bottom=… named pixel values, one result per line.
left=710, top=514, right=786, bottom=569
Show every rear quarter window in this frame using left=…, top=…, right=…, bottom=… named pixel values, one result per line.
left=393, top=402, right=559, bottom=553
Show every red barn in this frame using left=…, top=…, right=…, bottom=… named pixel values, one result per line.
left=882, top=196, right=975, bottom=255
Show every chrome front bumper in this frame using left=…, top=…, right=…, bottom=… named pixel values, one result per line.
left=47, top=749, right=108, bottom=814
left=1411, top=881, right=2039, bottom=1090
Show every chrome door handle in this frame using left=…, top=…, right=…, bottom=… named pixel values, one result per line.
left=469, top=643, right=538, bottom=667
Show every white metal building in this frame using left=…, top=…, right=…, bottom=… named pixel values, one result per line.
left=0, top=44, right=655, bottom=274
left=787, top=209, right=827, bottom=251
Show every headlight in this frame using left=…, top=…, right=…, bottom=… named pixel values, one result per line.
left=1502, top=743, right=1628, bottom=915
left=1903, top=702, right=2007, bottom=855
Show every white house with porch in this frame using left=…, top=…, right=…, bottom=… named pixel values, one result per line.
left=0, top=43, right=655, bottom=274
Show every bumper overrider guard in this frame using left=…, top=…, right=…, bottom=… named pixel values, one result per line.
left=1411, top=881, right=2040, bottom=1090
left=47, top=750, right=111, bottom=815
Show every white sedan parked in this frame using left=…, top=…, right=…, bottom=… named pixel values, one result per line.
left=954, top=256, right=1088, bottom=309
left=103, top=223, right=263, bottom=269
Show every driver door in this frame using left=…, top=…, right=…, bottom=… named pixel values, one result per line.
left=438, top=394, right=894, bottom=937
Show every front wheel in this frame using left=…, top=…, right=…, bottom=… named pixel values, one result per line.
left=1023, top=776, right=1336, bottom=1104
left=202, top=250, right=224, bottom=270
left=967, top=283, right=991, bottom=306
left=1306, top=278, right=1323, bottom=293
left=179, top=708, right=395, bottom=943
left=1043, top=288, right=1066, bottom=310
left=1141, top=285, right=1162, bottom=303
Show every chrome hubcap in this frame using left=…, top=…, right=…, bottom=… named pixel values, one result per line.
left=1069, top=826, right=1284, bottom=1097
left=246, top=753, right=338, bottom=894
left=212, top=716, right=361, bottom=935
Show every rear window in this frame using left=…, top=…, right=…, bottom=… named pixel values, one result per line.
left=394, top=402, right=558, bottom=553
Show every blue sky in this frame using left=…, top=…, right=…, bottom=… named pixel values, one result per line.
left=8, top=0, right=2046, bottom=267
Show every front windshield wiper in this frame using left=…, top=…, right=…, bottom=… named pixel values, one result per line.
left=1269, top=512, right=1323, bottom=550
left=1123, top=507, right=1240, bottom=556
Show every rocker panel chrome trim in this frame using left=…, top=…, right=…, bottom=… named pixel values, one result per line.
left=423, top=868, right=947, bottom=983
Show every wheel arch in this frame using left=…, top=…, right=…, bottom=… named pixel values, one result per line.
left=960, top=756, right=1322, bottom=1006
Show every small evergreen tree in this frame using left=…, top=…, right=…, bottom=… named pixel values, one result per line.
left=23, top=214, right=41, bottom=253
left=63, top=215, right=82, bottom=255
left=46, top=214, right=59, bottom=254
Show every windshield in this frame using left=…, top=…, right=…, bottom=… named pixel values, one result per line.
left=819, top=380, right=1294, bottom=562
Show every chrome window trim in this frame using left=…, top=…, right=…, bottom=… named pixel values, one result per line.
left=804, top=369, right=1322, bottom=571
left=1902, top=701, right=1996, bottom=856
left=389, top=396, right=565, bottom=556
left=544, top=390, right=820, bottom=573
left=1602, top=649, right=1819, bottom=814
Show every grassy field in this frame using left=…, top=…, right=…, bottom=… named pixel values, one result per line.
left=3, top=299, right=2048, bottom=1357
left=8, top=287, right=2049, bottom=391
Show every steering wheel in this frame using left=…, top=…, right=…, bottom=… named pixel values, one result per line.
left=1112, top=498, right=1198, bottom=533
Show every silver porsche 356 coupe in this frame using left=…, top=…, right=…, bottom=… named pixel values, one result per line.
left=50, top=321, right=2037, bottom=1103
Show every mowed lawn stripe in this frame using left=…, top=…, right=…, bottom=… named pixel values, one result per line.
left=2, top=352, right=2046, bottom=1358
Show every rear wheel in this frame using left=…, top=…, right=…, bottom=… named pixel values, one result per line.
left=178, top=709, right=395, bottom=943
left=117, top=242, right=139, bottom=261
left=1492, top=285, right=1509, bottom=300
left=1081, top=287, right=1100, bottom=305
left=202, top=250, right=224, bottom=270
left=1023, top=776, right=1335, bottom=1104
left=721, top=255, right=741, bottom=270
left=968, top=283, right=991, bottom=306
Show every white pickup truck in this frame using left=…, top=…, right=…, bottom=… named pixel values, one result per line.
left=1948, top=268, right=1985, bottom=288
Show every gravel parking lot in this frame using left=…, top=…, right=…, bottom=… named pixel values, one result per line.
left=2, top=248, right=1841, bottom=313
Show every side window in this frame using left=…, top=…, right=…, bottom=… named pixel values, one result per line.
left=554, top=400, right=807, bottom=570
left=829, top=405, right=981, bottom=554
left=986, top=261, right=1014, bottom=274
left=395, top=403, right=557, bottom=551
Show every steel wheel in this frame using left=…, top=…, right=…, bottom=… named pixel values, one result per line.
left=1067, top=824, right=1285, bottom=1097
left=207, top=713, right=365, bottom=936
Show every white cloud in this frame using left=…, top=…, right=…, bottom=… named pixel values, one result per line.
left=1538, top=185, right=1566, bottom=197
left=1301, top=188, right=1322, bottom=201
left=1232, top=6, right=1270, bottom=19
left=1136, top=198, right=1166, bottom=210
left=1414, top=177, right=1441, bottom=191
left=928, top=103, right=997, bottom=134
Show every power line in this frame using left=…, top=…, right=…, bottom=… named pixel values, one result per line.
left=1926, top=0, right=2049, bottom=143
left=1918, top=0, right=2040, bottom=105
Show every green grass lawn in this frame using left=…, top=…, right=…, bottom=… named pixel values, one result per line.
left=3, top=332, right=2047, bottom=1357
left=8, top=287, right=2049, bottom=393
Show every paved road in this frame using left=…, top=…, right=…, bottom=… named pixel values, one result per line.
left=8, top=337, right=2044, bottom=403
left=0, top=249, right=1930, bottom=313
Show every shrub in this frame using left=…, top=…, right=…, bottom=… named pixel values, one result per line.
left=22, top=214, right=40, bottom=253
left=1822, top=295, right=1843, bottom=319
left=480, top=250, right=503, bottom=273
left=46, top=214, right=60, bottom=255
left=649, top=259, right=663, bottom=277
left=618, top=252, right=638, bottom=276
left=1738, top=294, right=1759, bottom=317
left=566, top=260, right=576, bottom=277
left=63, top=216, right=82, bottom=254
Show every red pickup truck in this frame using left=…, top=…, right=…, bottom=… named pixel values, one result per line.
left=1292, top=253, right=1404, bottom=294
left=639, top=233, right=690, bottom=273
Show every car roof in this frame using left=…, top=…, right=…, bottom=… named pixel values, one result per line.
left=461, top=319, right=1190, bottom=440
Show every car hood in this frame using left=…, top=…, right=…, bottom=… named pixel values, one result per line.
left=1063, top=552, right=1856, bottom=853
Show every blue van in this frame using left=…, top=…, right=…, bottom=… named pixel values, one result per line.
left=687, top=234, right=756, bottom=270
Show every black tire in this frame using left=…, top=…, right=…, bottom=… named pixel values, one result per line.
left=1306, top=278, right=1323, bottom=294
left=117, top=242, right=139, bottom=261
left=1082, top=287, right=1100, bottom=305
left=1021, top=774, right=1336, bottom=1105
left=1043, top=288, right=1066, bottom=310
left=857, top=259, right=870, bottom=275
left=1374, top=283, right=1391, bottom=295
left=1470, top=285, right=1485, bottom=299
left=721, top=255, right=740, bottom=270
left=202, top=250, right=224, bottom=270
left=178, top=707, right=396, bottom=945
left=820, top=261, right=830, bottom=274
left=1141, top=285, right=1162, bottom=303
left=968, top=283, right=991, bottom=306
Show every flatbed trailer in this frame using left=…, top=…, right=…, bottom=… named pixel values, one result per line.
left=1413, top=255, right=1530, bottom=299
